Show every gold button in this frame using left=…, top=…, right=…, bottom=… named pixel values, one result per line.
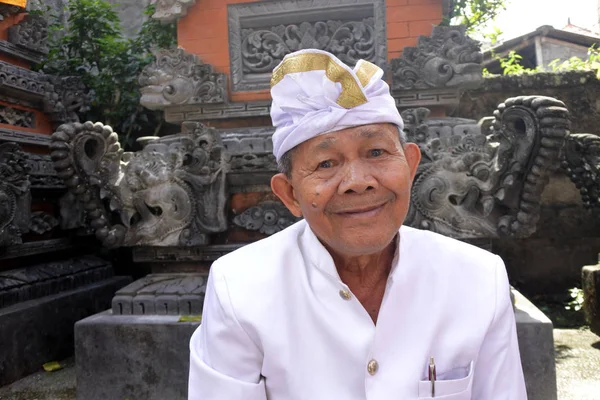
left=339, top=289, right=351, bottom=300
left=367, top=359, right=378, bottom=375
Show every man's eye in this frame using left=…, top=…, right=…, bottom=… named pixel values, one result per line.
left=370, top=149, right=384, bottom=157
left=318, top=160, right=332, bottom=169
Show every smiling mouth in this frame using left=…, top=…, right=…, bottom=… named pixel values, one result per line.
left=335, top=202, right=388, bottom=217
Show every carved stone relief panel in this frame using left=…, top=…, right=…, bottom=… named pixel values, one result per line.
left=139, top=48, right=227, bottom=111
left=563, top=133, right=600, bottom=208
left=26, top=154, right=64, bottom=189
left=150, top=0, right=196, bottom=23
left=233, top=201, right=300, bottom=235
left=0, top=105, right=34, bottom=128
left=0, top=143, right=30, bottom=247
left=7, top=14, right=49, bottom=54
left=391, top=25, right=483, bottom=92
left=228, top=0, right=387, bottom=91
left=112, top=273, right=206, bottom=315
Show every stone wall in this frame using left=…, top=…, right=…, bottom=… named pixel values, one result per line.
left=29, top=0, right=151, bottom=38
left=457, top=71, right=600, bottom=295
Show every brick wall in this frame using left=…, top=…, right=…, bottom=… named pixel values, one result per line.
left=178, top=0, right=444, bottom=103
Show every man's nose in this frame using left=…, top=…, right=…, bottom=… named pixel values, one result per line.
left=338, top=160, right=378, bottom=194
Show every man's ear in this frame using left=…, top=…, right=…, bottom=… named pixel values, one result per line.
left=403, top=143, right=421, bottom=182
left=271, top=173, right=303, bottom=217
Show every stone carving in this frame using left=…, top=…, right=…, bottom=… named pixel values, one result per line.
left=29, top=211, right=59, bottom=235
left=241, top=18, right=376, bottom=74
left=0, top=256, right=113, bottom=309
left=112, top=273, right=206, bottom=315
left=0, top=127, right=51, bottom=147
left=0, top=238, right=74, bottom=260
left=26, top=154, right=64, bottom=189
left=221, top=128, right=278, bottom=173
left=165, top=100, right=272, bottom=123
left=132, top=244, right=241, bottom=263
left=0, top=60, right=47, bottom=102
left=403, top=96, right=570, bottom=239
left=51, top=121, right=230, bottom=248
left=139, top=48, right=227, bottom=111
left=0, top=105, right=34, bottom=128
left=0, top=143, right=30, bottom=247
left=233, top=201, right=300, bottom=235
left=7, top=14, right=49, bottom=54
left=391, top=25, right=483, bottom=91
left=43, top=76, right=90, bottom=124
left=228, top=0, right=387, bottom=91
left=562, top=133, right=600, bottom=208
left=150, top=0, right=196, bottom=22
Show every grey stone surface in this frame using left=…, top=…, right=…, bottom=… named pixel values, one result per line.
left=0, top=143, right=31, bottom=247
left=51, top=121, right=229, bottom=248
left=139, top=48, right=227, bottom=111
left=0, top=276, right=131, bottom=386
left=391, top=25, right=483, bottom=92
left=554, top=328, right=600, bottom=400
left=582, top=261, right=600, bottom=336
left=563, top=133, right=600, bottom=208
left=227, top=0, right=387, bottom=92
left=513, top=289, right=558, bottom=400
left=112, top=273, right=207, bottom=315
left=150, top=0, right=195, bottom=23
left=75, top=311, right=199, bottom=400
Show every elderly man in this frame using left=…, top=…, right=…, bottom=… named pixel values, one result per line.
left=188, top=49, right=527, bottom=399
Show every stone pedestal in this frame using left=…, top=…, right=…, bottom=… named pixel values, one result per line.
left=513, top=289, right=557, bottom=400
left=0, top=259, right=130, bottom=386
left=74, top=276, right=557, bottom=400
left=582, top=260, right=600, bottom=336
left=75, top=311, right=200, bottom=400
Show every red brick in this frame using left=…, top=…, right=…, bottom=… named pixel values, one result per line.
left=409, top=20, right=437, bottom=37
left=388, top=37, right=418, bottom=52
left=407, top=0, right=439, bottom=4
left=387, top=5, right=443, bottom=23
left=387, top=22, right=410, bottom=38
left=181, top=38, right=229, bottom=54
left=388, top=51, right=403, bottom=61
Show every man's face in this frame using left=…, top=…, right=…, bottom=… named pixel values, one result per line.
left=271, top=123, right=421, bottom=256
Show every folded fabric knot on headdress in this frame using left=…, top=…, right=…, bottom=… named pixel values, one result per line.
left=270, top=49, right=404, bottom=162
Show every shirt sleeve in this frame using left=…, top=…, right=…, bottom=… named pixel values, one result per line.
left=188, top=264, right=267, bottom=400
left=471, top=256, right=528, bottom=399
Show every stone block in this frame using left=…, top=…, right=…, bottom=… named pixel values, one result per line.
left=0, top=276, right=131, bottom=386
left=75, top=311, right=200, bottom=400
left=582, top=261, right=600, bottom=336
left=513, top=289, right=557, bottom=400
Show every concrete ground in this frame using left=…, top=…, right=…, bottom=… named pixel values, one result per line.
left=0, top=329, right=598, bottom=400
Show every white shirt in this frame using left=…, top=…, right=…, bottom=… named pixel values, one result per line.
left=189, top=221, right=527, bottom=400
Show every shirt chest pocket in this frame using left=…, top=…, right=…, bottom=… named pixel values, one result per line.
left=417, top=361, right=473, bottom=399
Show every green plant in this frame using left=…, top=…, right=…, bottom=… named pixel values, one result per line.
left=565, top=287, right=585, bottom=311
left=445, top=0, right=509, bottom=33
left=498, top=51, right=540, bottom=75
left=37, top=0, right=177, bottom=149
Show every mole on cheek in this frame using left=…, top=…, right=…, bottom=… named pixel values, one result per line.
left=311, top=202, right=318, bottom=208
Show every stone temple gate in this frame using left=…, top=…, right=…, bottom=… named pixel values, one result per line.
left=1, top=1, right=599, bottom=399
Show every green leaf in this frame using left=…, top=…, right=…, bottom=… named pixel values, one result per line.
left=178, top=315, right=203, bottom=323
left=43, top=361, right=63, bottom=372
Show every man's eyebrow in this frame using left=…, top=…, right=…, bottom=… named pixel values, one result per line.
left=358, top=129, right=385, bottom=139
left=316, top=137, right=336, bottom=149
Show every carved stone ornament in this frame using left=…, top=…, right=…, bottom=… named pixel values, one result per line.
left=391, top=25, right=483, bottom=91
left=0, top=104, right=34, bottom=128
left=29, top=211, right=59, bottom=235
left=403, top=96, right=570, bottom=239
left=233, top=201, right=300, bottom=235
left=221, top=127, right=277, bottom=173
left=0, top=142, right=30, bottom=247
left=150, top=0, right=196, bottom=23
left=112, top=273, right=206, bottom=315
left=562, top=133, right=600, bottom=208
left=7, top=14, right=49, bottom=54
left=228, top=0, right=387, bottom=91
left=0, top=60, right=47, bottom=103
left=139, top=48, right=227, bottom=111
left=26, top=154, right=64, bottom=189
left=42, top=75, right=91, bottom=124
left=51, top=121, right=230, bottom=248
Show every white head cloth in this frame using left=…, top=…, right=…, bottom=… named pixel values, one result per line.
left=270, top=49, right=403, bottom=161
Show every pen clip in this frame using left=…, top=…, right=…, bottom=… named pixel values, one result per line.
left=428, top=356, right=436, bottom=398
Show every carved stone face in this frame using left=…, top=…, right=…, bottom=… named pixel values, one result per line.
left=403, top=96, right=570, bottom=239
left=272, top=123, right=421, bottom=257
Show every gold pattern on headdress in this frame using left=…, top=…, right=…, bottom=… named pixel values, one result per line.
left=355, top=60, right=380, bottom=87
left=270, top=53, right=368, bottom=109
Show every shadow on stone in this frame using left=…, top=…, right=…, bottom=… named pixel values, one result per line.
left=555, top=344, right=574, bottom=362
left=591, top=341, right=600, bottom=350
